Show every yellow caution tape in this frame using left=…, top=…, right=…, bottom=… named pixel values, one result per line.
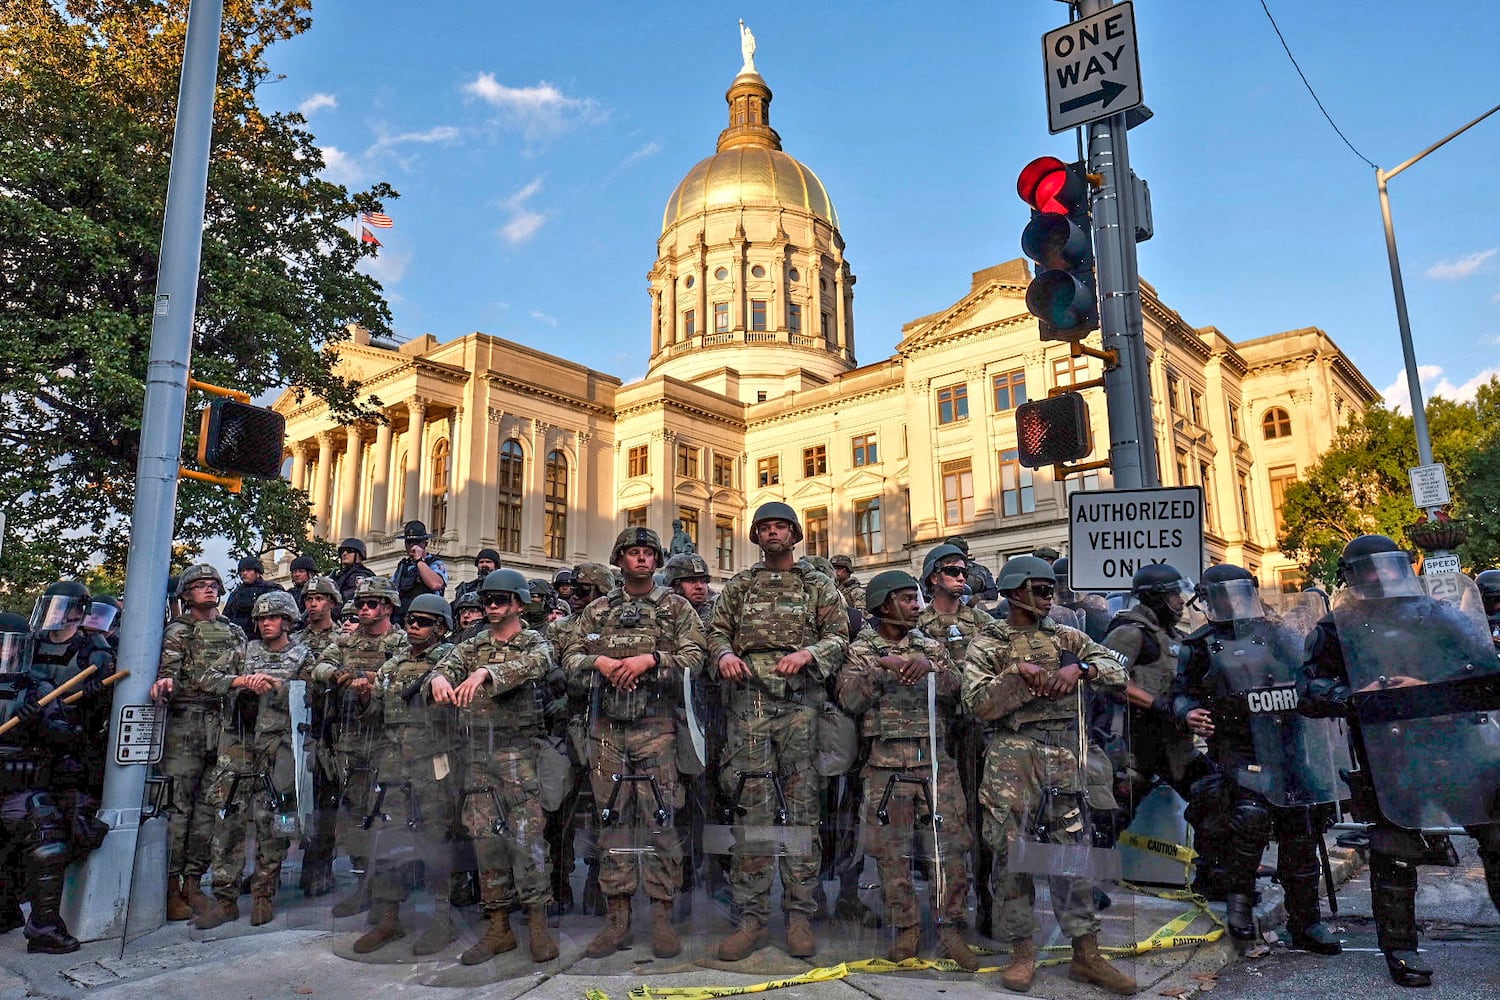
left=584, top=859, right=1228, bottom=1000
left=1118, top=831, right=1199, bottom=865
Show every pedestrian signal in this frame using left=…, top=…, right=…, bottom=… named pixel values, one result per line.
left=1015, top=392, right=1092, bottom=469
left=197, top=399, right=286, bottom=479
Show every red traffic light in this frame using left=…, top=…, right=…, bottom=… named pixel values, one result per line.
left=1015, top=392, right=1092, bottom=468
left=1017, top=156, right=1088, bottom=215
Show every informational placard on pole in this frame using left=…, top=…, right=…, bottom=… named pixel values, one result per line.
left=1068, top=486, right=1204, bottom=591
left=1422, top=552, right=1462, bottom=577
left=114, top=704, right=165, bottom=765
left=1043, top=1, right=1143, bottom=134
left=1407, top=463, right=1451, bottom=509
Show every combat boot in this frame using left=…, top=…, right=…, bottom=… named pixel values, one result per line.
left=717, top=917, right=767, bottom=961
left=887, top=924, right=919, bottom=962
left=939, top=924, right=981, bottom=972
left=23, top=869, right=79, bottom=955
left=528, top=905, right=559, bottom=962
left=1000, top=937, right=1037, bottom=992
left=784, top=912, right=816, bottom=958
left=251, top=896, right=275, bottom=927
left=585, top=895, right=632, bottom=958
left=1284, top=879, right=1341, bottom=954
left=353, top=903, right=405, bottom=954
left=651, top=900, right=680, bottom=958
left=330, top=866, right=372, bottom=918
left=411, top=901, right=458, bottom=956
left=249, top=867, right=280, bottom=927
left=300, top=859, right=335, bottom=898
left=460, top=908, right=517, bottom=964
left=165, top=876, right=194, bottom=922
left=1068, top=933, right=1138, bottom=995
left=182, top=875, right=213, bottom=916
left=1383, top=949, right=1433, bottom=988
left=834, top=880, right=882, bottom=928
left=191, top=897, right=240, bottom=930
left=1225, top=892, right=1257, bottom=942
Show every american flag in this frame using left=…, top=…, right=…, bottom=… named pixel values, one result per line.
left=360, top=211, right=393, bottom=229
left=360, top=227, right=382, bottom=247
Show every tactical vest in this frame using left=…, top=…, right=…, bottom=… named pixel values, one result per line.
left=1113, top=609, right=1182, bottom=699
left=584, top=589, right=676, bottom=722
left=167, top=616, right=246, bottom=704
left=393, top=556, right=442, bottom=612
left=735, top=567, right=820, bottom=699
left=227, top=642, right=312, bottom=736
left=328, top=627, right=407, bottom=729
left=864, top=631, right=947, bottom=743
left=377, top=642, right=454, bottom=729
left=1001, top=627, right=1081, bottom=727
left=916, top=607, right=985, bottom=663
left=460, top=633, right=546, bottom=742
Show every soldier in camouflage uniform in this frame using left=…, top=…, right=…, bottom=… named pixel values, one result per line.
left=311, top=576, right=408, bottom=918
left=193, top=592, right=313, bottom=929
left=963, top=557, right=1137, bottom=995
left=663, top=552, right=718, bottom=910
left=295, top=575, right=342, bottom=897
left=839, top=571, right=981, bottom=969
left=561, top=530, right=706, bottom=959
left=830, top=555, right=866, bottom=614
left=708, top=502, right=849, bottom=962
left=432, top=569, right=560, bottom=965
left=349, top=594, right=465, bottom=956
left=149, top=564, right=248, bottom=922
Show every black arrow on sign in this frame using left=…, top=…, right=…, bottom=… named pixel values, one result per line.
left=1060, top=79, right=1128, bottom=115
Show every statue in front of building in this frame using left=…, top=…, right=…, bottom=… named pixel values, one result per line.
left=670, top=519, right=695, bottom=556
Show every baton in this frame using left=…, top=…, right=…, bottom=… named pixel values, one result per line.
left=1317, top=826, right=1338, bottom=915
left=63, top=670, right=132, bottom=705
left=0, top=665, right=99, bottom=736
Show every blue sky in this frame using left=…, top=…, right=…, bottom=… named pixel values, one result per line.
left=263, top=1, right=1499, bottom=411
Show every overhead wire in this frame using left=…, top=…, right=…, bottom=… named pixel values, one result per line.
left=1258, top=1, right=1379, bottom=170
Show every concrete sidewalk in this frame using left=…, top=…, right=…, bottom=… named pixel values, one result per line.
left=0, top=841, right=1362, bottom=1000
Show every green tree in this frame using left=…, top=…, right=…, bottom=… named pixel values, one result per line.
left=1278, top=382, right=1499, bottom=585
left=0, top=0, right=392, bottom=599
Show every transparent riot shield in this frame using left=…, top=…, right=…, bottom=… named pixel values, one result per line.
left=1212, top=592, right=1345, bottom=807
left=1333, top=570, right=1500, bottom=829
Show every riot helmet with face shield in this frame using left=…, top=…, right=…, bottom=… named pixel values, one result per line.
left=30, top=581, right=92, bottom=634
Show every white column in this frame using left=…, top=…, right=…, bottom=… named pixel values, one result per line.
left=312, top=432, right=334, bottom=539
left=369, top=418, right=393, bottom=536
left=339, top=424, right=362, bottom=540
left=404, top=398, right=428, bottom=526
left=288, top=441, right=308, bottom=494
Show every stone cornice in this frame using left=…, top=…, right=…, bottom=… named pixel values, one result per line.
left=481, top=370, right=614, bottom=418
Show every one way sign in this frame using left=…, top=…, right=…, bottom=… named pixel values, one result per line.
left=1043, top=2, right=1143, bottom=134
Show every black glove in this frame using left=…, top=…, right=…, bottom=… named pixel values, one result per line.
left=13, top=701, right=41, bottom=724
left=1149, top=694, right=1175, bottom=719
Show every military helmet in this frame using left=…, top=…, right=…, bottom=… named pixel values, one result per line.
left=302, top=575, right=341, bottom=600
left=352, top=576, right=400, bottom=606
left=289, top=554, right=318, bottom=574
left=804, top=555, right=836, bottom=579
left=479, top=569, right=531, bottom=603
left=1131, top=563, right=1185, bottom=596
left=830, top=554, right=854, bottom=571
left=527, top=578, right=557, bottom=600
left=574, top=562, right=615, bottom=593
left=664, top=552, right=711, bottom=585
left=1052, top=556, right=1070, bottom=580
left=175, top=563, right=223, bottom=598
left=337, top=537, right=367, bottom=559
left=1196, top=563, right=1259, bottom=622
left=339, top=601, right=357, bottom=621
left=237, top=556, right=265, bottom=574
left=552, top=569, right=576, bottom=588
left=941, top=535, right=971, bottom=555
left=865, top=570, right=920, bottom=614
left=406, top=593, right=453, bottom=629
left=1477, top=569, right=1500, bottom=599
left=996, top=556, right=1056, bottom=592
left=474, top=548, right=501, bottom=567
left=921, top=543, right=968, bottom=583
left=452, top=591, right=481, bottom=612
left=1337, top=533, right=1404, bottom=585
left=610, top=526, right=665, bottom=568
left=252, top=590, right=301, bottom=623
left=748, top=501, right=803, bottom=545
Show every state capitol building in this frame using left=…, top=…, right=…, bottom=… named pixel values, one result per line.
left=273, top=54, right=1378, bottom=593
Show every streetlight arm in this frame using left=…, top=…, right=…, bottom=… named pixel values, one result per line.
left=1382, top=102, right=1500, bottom=182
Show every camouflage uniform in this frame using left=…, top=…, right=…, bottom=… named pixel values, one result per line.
left=199, top=638, right=313, bottom=903
left=293, top=620, right=340, bottom=885
left=837, top=626, right=971, bottom=929
left=438, top=627, right=555, bottom=913
left=559, top=586, right=705, bottom=904
left=707, top=562, right=849, bottom=924
left=157, top=614, right=247, bottom=884
left=962, top=617, right=1126, bottom=942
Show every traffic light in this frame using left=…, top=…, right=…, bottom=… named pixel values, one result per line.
left=197, top=399, right=286, bottom=479
left=1017, top=156, right=1098, bottom=341
left=1015, top=392, right=1092, bottom=469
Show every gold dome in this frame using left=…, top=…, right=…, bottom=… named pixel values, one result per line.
left=662, top=146, right=839, bottom=232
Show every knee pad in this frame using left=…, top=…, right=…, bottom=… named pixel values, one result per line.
left=1229, top=798, right=1273, bottom=845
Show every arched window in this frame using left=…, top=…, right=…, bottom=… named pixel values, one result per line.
left=497, top=438, right=524, bottom=554
left=429, top=438, right=451, bottom=536
left=1261, top=407, right=1292, bottom=440
left=544, top=450, right=568, bottom=561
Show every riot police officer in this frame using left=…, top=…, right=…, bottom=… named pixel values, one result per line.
left=224, top=557, right=284, bottom=636
left=1478, top=569, right=1500, bottom=649
left=452, top=548, right=501, bottom=611
left=332, top=538, right=376, bottom=605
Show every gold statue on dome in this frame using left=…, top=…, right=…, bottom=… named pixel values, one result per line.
left=739, top=19, right=757, bottom=74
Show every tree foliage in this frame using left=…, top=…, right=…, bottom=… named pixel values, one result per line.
left=1279, top=378, right=1500, bottom=584
left=0, top=0, right=394, bottom=600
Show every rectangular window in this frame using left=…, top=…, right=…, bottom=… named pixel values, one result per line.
left=822, top=311, right=832, bottom=337
left=496, top=441, right=524, bottom=554
left=1176, top=451, right=1189, bottom=487
left=715, top=515, right=735, bottom=571
left=1065, top=471, right=1102, bottom=497
left=713, top=453, right=735, bottom=487
left=788, top=303, right=802, bottom=335
left=1237, top=473, right=1252, bottom=532
left=936, top=383, right=969, bottom=424
left=683, top=309, right=697, bottom=338
left=625, top=506, right=648, bottom=528
left=751, top=300, right=767, bottom=331
left=675, top=442, right=700, bottom=479
left=902, top=487, right=913, bottom=536
left=1199, top=461, right=1215, bottom=531
left=757, top=455, right=780, bottom=487
left=853, top=497, right=882, bottom=557
left=942, top=459, right=975, bottom=526
left=992, top=369, right=1027, bottom=412
left=1269, top=465, right=1298, bottom=533
left=1053, top=355, right=1089, bottom=387
left=678, top=507, right=699, bottom=549
left=805, top=507, right=830, bottom=558
left=851, top=433, right=878, bottom=467
left=714, top=301, right=730, bottom=334
left=627, top=444, right=649, bottom=478
left=1189, top=389, right=1204, bottom=426
left=1166, top=370, right=1181, bottom=413
left=802, top=444, right=827, bottom=477
left=1278, top=567, right=1306, bottom=594
left=999, top=449, right=1036, bottom=516
left=1228, top=403, right=1242, bottom=439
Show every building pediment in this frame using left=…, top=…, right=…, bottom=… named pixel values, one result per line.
left=789, top=479, right=834, bottom=502
left=839, top=468, right=886, bottom=492
left=897, top=266, right=1031, bottom=353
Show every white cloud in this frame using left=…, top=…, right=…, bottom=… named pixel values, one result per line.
left=530, top=310, right=558, bottom=328
left=498, top=177, right=547, bottom=246
left=1382, top=363, right=1500, bottom=414
left=620, top=140, right=661, bottom=168
left=373, top=125, right=461, bottom=149
left=1425, top=248, right=1497, bottom=280
left=504, top=177, right=545, bottom=210
left=462, top=73, right=607, bottom=139
left=318, top=145, right=361, bottom=185
left=298, top=92, right=337, bottom=116
left=359, top=248, right=411, bottom=287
